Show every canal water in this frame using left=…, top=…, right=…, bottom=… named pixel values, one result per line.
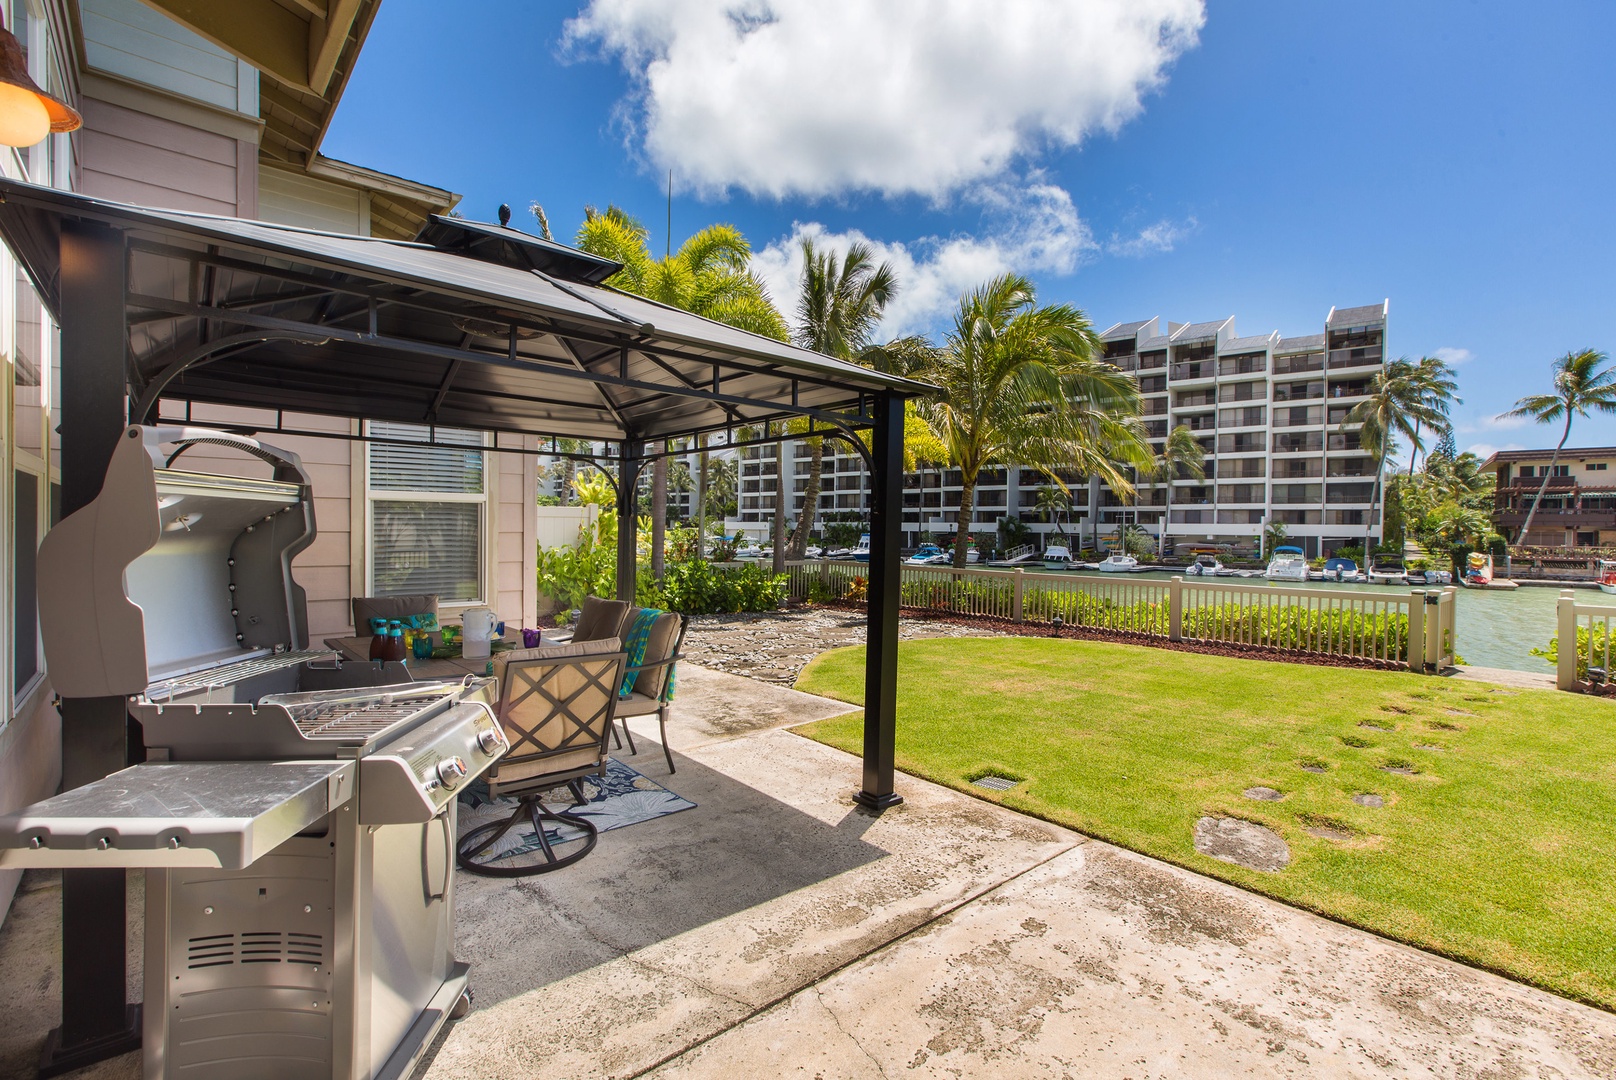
left=1056, top=570, right=1569, bottom=673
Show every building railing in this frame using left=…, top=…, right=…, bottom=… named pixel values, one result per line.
left=784, top=561, right=1455, bottom=672
left=1328, top=347, right=1383, bottom=369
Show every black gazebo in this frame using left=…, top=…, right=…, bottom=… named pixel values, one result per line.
left=0, top=179, right=924, bottom=1068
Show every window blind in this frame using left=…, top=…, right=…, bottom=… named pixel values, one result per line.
left=368, top=421, right=483, bottom=494
left=371, top=500, right=481, bottom=600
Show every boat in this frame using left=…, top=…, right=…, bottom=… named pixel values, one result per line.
left=1097, top=553, right=1140, bottom=573
left=1600, top=559, right=1616, bottom=595
left=1264, top=545, right=1309, bottom=582
left=1459, top=551, right=1518, bottom=589
left=733, top=542, right=765, bottom=559
left=1320, top=557, right=1361, bottom=583
left=1184, top=553, right=1224, bottom=577
left=1365, top=553, right=1407, bottom=585
left=906, top=543, right=948, bottom=566
left=965, top=546, right=980, bottom=564
left=1421, top=568, right=1453, bottom=585
left=804, top=545, right=824, bottom=559
left=1042, top=544, right=1075, bottom=570
left=850, top=533, right=871, bottom=562
left=825, top=546, right=852, bottom=560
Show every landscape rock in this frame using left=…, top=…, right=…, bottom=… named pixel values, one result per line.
left=1242, top=786, right=1284, bottom=801
left=1352, top=793, right=1385, bottom=808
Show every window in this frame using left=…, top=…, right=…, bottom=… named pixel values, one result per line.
left=1587, top=462, right=1608, bottom=471
left=367, top=422, right=487, bottom=603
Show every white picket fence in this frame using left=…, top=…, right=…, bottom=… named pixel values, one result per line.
left=776, top=560, right=1457, bottom=672
left=1555, top=590, right=1616, bottom=690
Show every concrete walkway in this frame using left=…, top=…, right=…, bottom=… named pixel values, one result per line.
left=1, top=665, right=1612, bottom=1078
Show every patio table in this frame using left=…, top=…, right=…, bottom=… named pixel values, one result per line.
left=323, top=629, right=536, bottom=680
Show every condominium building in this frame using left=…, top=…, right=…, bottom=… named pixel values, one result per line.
left=1484, top=447, right=1616, bottom=547
left=727, top=302, right=1388, bottom=558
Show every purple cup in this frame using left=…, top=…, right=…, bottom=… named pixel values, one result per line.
left=521, top=627, right=543, bottom=648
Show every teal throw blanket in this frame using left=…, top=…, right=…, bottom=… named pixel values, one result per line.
left=620, top=608, right=677, bottom=701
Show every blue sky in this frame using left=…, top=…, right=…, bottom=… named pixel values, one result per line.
left=325, top=0, right=1616, bottom=460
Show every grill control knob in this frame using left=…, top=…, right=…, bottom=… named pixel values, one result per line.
left=436, top=756, right=469, bottom=790
left=477, top=727, right=505, bottom=756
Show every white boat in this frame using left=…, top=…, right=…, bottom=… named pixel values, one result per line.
left=803, top=545, right=824, bottom=559
left=1184, top=554, right=1224, bottom=577
left=906, top=543, right=947, bottom=566
left=1042, top=544, right=1075, bottom=570
left=733, top=543, right=764, bottom=559
left=851, top=533, right=871, bottom=562
left=1264, top=546, right=1309, bottom=582
left=825, top=547, right=852, bottom=560
left=1421, top=569, right=1453, bottom=585
left=965, top=546, right=980, bottom=564
left=1320, top=557, right=1361, bottom=583
left=1600, top=559, right=1616, bottom=595
left=1097, top=553, right=1139, bottom=573
left=1365, top=553, right=1408, bottom=585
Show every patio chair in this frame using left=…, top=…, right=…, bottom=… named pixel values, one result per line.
left=455, top=637, right=626, bottom=877
left=568, top=595, right=632, bottom=643
left=352, top=593, right=439, bottom=636
left=613, top=609, right=689, bottom=775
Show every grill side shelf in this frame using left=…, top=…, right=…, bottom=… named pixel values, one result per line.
left=0, top=760, right=354, bottom=870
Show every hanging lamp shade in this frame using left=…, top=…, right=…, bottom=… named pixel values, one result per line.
left=0, top=25, right=79, bottom=147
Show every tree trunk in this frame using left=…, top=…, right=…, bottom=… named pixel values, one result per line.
left=790, top=436, right=823, bottom=557
left=651, top=456, right=667, bottom=580
left=1517, top=415, right=1573, bottom=543
left=1366, top=451, right=1386, bottom=556
left=1407, top=419, right=1422, bottom=477
left=695, top=435, right=707, bottom=558
left=560, top=455, right=576, bottom=506
left=954, top=476, right=977, bottom=569
left=1162, top=478, right=1173, bottom=558
left=772, top=428, right=788, bottom=576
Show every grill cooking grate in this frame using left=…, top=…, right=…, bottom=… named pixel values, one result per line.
left=293, top=701, right=431, bottom=741
left=145, top=650, right=334, bottom=701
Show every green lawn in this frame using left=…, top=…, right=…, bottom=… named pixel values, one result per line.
left=795, top=637, right=1616, bottom=1010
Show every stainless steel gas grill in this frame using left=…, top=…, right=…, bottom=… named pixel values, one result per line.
left=0, top=426, right=508, bottom=1080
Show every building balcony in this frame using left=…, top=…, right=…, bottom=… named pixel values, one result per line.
left=1274, top=434, right=1325, bottom=454
left=1169, top=362, right=1218, bottom=383
left=1273, top=353, right=1324, bottom=376
left=1328, top=347, right=1383, bottom=370
left=1493, top=509, right=1616, bottom=529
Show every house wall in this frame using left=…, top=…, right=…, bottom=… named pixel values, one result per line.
left=259, top=165, right=369, bottom=234
left=80, top=0, right=256, bottom=114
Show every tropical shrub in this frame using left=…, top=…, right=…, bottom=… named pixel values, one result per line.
left=1533, top=624, right=1614, bottom=680
left=660, top=559, right=788, bottom=615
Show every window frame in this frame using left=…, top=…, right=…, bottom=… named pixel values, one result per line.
left=363, top=423, right=492, bottom=608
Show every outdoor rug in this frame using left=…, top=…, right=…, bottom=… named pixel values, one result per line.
left=456, top=757, right=696, bottom=863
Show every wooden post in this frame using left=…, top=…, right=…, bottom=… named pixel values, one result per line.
left=1012, top=568, right=1025, bottom=622
left=1169, top=576, right=1184, bottom=642
left=1557, top=590, right=1578, bottom=691
left=1406, top=590, right=1426, bottom=673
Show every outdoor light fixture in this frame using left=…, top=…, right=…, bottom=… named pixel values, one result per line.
left=0, top=25, right=79, bottom=147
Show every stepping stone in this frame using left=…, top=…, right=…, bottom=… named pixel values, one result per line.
left=1307, top=826, right=1353, bottom=842
left=1193, top=816, right=1290, bottom=873
left=1300, top=762, right=1328, bottom=773
left=1380, top=764, right=1417, bottom=775
left=1243, top=786, right=1284, bottom=801
left=1352, top=793, right=1385, bottom=808
left=1414, top=743, right=1446, bottom=752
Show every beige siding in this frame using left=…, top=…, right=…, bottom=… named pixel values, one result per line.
left=493, top=441, right=539, bottom=628
left=80, top=0, right=254, bottom=114
left=259, top=167, right=367, bottom=235
left=79, top=98, right=242, bottom=215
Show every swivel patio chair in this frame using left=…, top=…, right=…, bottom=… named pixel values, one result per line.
left=456, top=637, right=626, bottom=877
left=613, top=609, right=689, bottom=775
left=567, top=595, right=631, bottom=643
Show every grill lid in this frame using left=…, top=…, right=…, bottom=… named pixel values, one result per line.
left=38, top=425, right=315, bottom=698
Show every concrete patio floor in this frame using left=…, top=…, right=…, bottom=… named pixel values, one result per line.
left=1, top=664, right=1612, bottom=1078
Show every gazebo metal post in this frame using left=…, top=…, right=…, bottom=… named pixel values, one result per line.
left=856, top=393, right=904, bottom=810
left=616, top=442, right=643, bottom=602
left=48, top=220, right=143, bottom=1071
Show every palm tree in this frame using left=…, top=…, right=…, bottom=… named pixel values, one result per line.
left=915, top=274, right=1150, bottom=569
left=1501, top=348, right=1616, bottom=542
left=1339, top=357, right=1446, bottom=554
left=1146, top=424, right=1206, bottom=557
left=575, top=207, right=788, bottom=574
left=1403, top=355, right=1462, bottom=476
left=788, top=238, right=898, bottom=557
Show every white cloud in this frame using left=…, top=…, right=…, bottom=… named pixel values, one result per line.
left=1107, top=216, right=1198, bottom=257
left=753, top=183, right=1097, bottom=339
left=1434, top=346, right=1474, bottom=366
left=1458, top=412, right=1531, bottom=435
left=1463, top=442, right=1524, bottom=460
left=565, top=0, right=1205, bottom=200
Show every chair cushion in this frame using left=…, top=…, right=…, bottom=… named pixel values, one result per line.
left=492, top=636, right=622, bottom=687
left=352, top=594, right=439, bottom=636
left=572, top=597, right=631, bottom=643
left=622, top=609, right=681, bottom=699
left=613, top=691, right=662, bottom=718
left=488, top=748, right=605, bottom=792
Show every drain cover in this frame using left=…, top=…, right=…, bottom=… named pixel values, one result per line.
left=972, top=775, right=1018, bottom=791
